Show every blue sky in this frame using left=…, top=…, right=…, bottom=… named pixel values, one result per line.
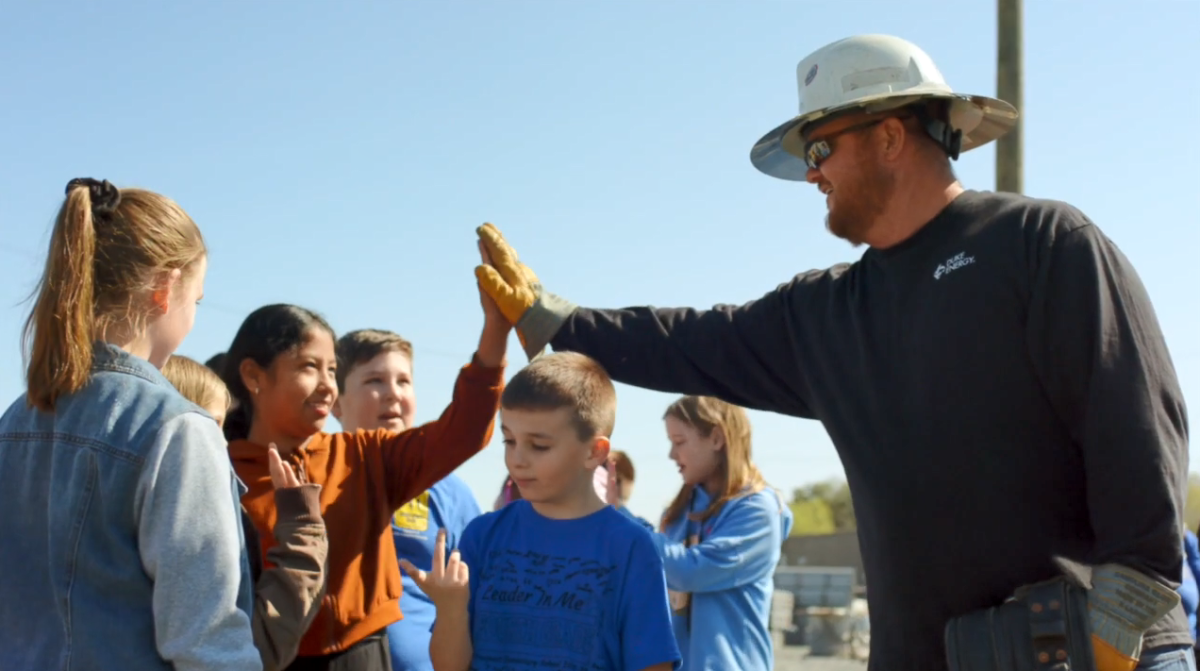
left=1, top=1, right=1196, bottom=523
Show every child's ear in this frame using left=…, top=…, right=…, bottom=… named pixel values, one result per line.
left=150, top=268, right=183, bottom=315
left=239, top=358, right=265, bottom=400
left=331, top=397, right=343, bottom=420
left=586, top=435, right=611, bottom=468
left=710, top=427, right=727, bottom=452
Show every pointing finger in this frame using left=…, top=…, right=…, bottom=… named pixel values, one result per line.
left=431, top=529, right=447, bottom=577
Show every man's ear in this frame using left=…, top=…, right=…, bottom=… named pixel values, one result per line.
left=586, top=435, right=612, bottom=468
left=880, top=116, right=909, bottom=162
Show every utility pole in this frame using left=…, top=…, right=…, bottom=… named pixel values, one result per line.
left=996, top=0, right=1023, bottom=193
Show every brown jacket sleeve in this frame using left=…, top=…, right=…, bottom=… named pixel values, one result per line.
left=252, top=484, right=329, bottom=671
left=379, top=355, right=504, bottom=511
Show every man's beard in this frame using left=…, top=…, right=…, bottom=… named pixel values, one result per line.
left=825, top=161, right=895, bottom=248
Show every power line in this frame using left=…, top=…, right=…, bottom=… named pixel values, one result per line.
left=0, top=243, right=474, bottom=362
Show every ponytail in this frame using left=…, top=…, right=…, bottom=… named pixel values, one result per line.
left=23, top=184, right=104, bottom=412
left=22, top=178, right=205, bottom=413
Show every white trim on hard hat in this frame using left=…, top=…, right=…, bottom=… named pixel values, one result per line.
left=749, top=34, right=1019, bottom=181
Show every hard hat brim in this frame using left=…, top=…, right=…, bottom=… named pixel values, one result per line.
left=749, top=92, right=1019, bottom=181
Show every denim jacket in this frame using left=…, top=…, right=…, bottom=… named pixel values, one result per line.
left=0, top=343, right=261, bottom=670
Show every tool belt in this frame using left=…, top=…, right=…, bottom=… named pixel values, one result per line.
left=945, top=558, right=1181, bottom=671
left=945, top=572, right=1095, bottom=671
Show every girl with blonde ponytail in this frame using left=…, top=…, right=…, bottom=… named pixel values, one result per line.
left=654, top=395, right=794, bottom=671
left=0, top=179, right=260, bottom=670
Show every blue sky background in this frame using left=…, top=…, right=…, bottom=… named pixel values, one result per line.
left=1, top=1, right=1196, bottom=522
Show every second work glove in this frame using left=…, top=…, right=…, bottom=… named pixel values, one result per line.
left=475, top=222, right=577, bottom=360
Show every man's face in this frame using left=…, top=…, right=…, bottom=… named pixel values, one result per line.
left=501, top=406, right=607, bottom=506
left=803, top=115, right=898, bottom=247
left=334, top=350, right=416, bottom=433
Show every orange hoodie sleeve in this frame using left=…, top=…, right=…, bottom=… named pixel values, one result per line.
left=370, top=354, right=504, bottom=512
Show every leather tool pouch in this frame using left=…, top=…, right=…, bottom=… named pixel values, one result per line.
left=945, top=574, right=1097, bottom=671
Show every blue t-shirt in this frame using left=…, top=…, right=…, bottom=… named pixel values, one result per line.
left=387, top=474, right=481, bottom=671
left=446, top=500, right=681, bottom=671
left=616, top=504, right=656, bottom=532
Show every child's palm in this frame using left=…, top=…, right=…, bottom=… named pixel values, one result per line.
left=399, top=529, right=470, bottom=610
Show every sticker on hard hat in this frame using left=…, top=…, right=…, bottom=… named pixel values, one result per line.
left=804, top=64, right=818, bottom=86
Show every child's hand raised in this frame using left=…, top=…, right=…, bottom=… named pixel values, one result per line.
left=399, top=529, right=470, bottom=611
left=477, top=240, right=513, bottom=333
left=474, top=239, right=512, bottom=368
left=268, top=444, right=302, bottom=489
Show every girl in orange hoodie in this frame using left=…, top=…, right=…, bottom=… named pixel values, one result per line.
left=219, top=289, right=509, bottom=671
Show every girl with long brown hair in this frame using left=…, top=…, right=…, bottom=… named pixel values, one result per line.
left=0, top=178, right=259, bottom=669
left=655, top=395, right=793, bottom=671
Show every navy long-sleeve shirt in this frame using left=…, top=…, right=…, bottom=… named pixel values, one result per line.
left=548, top=189, right=1191, bottom=671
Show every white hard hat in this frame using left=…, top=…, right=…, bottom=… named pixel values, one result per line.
left=750, top=34, right=1019, bottom=181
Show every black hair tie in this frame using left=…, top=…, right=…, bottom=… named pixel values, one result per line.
left=65, top=177, right=121, bottom=218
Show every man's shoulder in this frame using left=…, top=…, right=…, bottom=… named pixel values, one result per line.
left=776, top=262, right=857, bottom=295
left=958, top=190, right=1095, bottom=238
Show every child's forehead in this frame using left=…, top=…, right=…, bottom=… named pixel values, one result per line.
left=347, top=349, right=412, bottom=377
left=500, top=406, right=576, bottom=436
left=285, top=329, right=336, bottom=359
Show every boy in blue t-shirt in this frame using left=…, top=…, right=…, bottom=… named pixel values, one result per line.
left=401, top=352, right=681, bottom=671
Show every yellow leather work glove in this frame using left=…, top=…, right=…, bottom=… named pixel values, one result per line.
left=475, top=223, right=577, bottom=360
left=1086, top=564, right=1181, bottom=671
left=475, top=223, right=540, bottom=325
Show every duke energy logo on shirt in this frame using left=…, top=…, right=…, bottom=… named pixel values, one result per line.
left=934, top=251, right=976, bottom=280
left=393, top=490, right=431, bottom=535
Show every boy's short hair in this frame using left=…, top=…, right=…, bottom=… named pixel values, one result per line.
left=610, top=450, right=635, bottom=482
left=501, top=352, right=616, bottom=441
left=164, top=354, right=232, bottom=412
left=335, top=328, right=414, bottom=392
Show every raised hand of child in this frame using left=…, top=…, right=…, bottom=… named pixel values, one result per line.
left=399, top=529, right=470, bottom=612
left=477, top=239, right=511, bottom=334
left=475, top=224, right=539, bottom=327
left=268, top=444, right=302, bottom=489
left=475, top=222, right=577, bottom=360
left=474, top=239, right=513, bottom=368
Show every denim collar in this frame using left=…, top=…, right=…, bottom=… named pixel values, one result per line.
left=90, top=341, right=173, bottom=390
